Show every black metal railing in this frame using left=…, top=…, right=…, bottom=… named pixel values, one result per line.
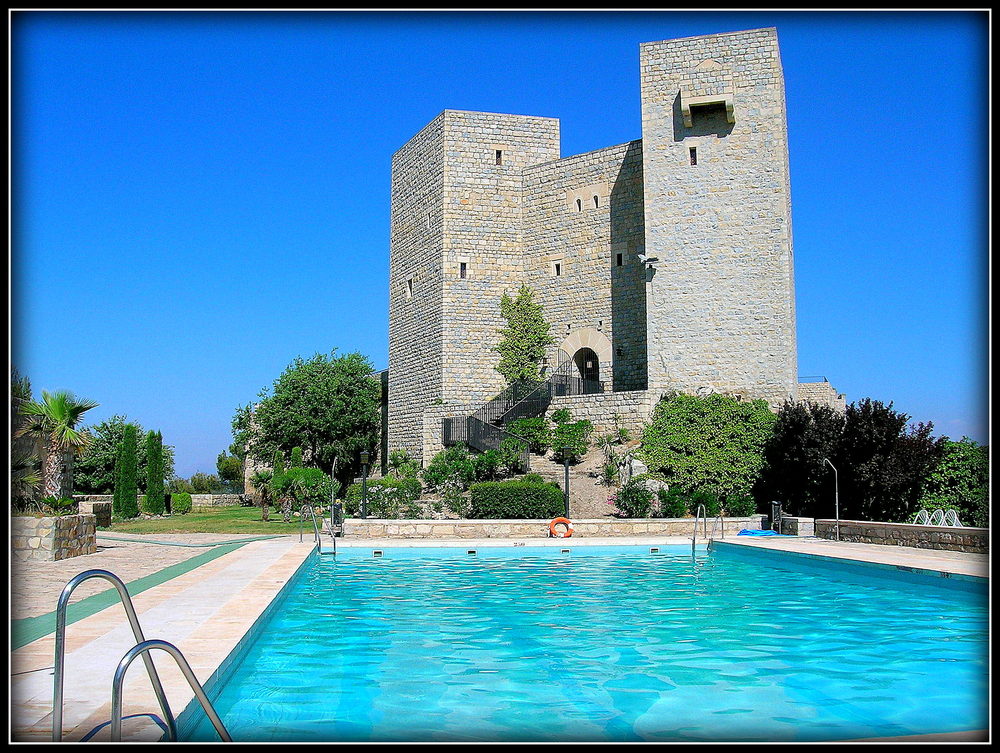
left=441, top=360, right=606, bottom=466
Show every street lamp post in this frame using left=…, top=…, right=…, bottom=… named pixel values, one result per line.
left=823, top=458, right=840, bottom=541
left=360, top=450, right=370, bottom=520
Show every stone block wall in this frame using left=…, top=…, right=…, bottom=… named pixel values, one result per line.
left=12, top=514, right=97, bottom=561
left=815, top=519, right=988, bottom=554
left=640, top=28, right=797, bottom=407
left=522, top=140, right=647, bottom=391
left=797, top=380, right=846, bottom=411
left=344, top=514, right=765, bottom=539
left=546, top=390, right=658, bottom=437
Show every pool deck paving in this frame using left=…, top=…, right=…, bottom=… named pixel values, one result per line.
left=9, top=532, right=989, bottom=742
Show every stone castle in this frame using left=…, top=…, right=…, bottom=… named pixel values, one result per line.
left=386, top=28, right=843, bottom=465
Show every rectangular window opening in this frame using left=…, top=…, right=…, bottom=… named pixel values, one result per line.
left=689, top=147, right=698, bottom=166
left=405, top=278, right=413, bottom=299
left=554, top=262, right=562, bottom=277
left=459, top=262, right=467, bottom=279
left=495, top=150, right=503, bottom=166
left=616, top=252, right=623, bottom=267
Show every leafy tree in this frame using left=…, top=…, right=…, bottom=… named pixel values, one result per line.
left=144, top=431, right=166, bottom=515
left=216, top=451, right=244, bottom=492
left=168, top=477, right=195, bottom=494
left=113, top=424, right=139, bottom=518
left=918, top=437, right=989, bottom=528
left=75, top=416, right=175, bottom=495
left=241, top=351, right=380, bottom=490
left=640, top=392, right=777, bottom=501
left=836, top=398, right=945, bottom=523
left=17, top=389, right=100, bottom=499
left=271, top=467, right=332, bottom=510
left=495, top=285, right=554, bottom=384
left=10, top=369, right=41, bottom=510
left=756, top=401, right=846, bottom=517
left=189, top=472, right=222, bottom=493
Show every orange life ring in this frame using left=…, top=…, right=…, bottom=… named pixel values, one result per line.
left=549, top=517, right=574, bottom=538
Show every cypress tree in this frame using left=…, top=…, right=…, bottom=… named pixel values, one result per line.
left=144, top=430, right=165, bottom=515
left=272, top=449, right=285, bottom=476
left=290, top=446, right=303, bottom=468
left=113, top=424, right=139, bottom=518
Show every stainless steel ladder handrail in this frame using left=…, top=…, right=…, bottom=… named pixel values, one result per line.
left=708, top=513, right=725, bottom=549
left=299, top=504, right=335, bottom=554
left=111, top=639, right=231, bottom=742
left=691, top=503, right=707, bottom=553
left=52, top=569, right=176, bottom=742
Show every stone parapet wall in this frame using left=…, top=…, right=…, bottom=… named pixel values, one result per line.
left=12, top=514, right=97, bottom=561
left=191, top=494, right=248, bottom=508
left=815, top=519, right=988, bottom=554
left=546, top=389, right=657, bottom=436
left=344, top=515, right=765, bottom=539
left=797, top=381, right=846, bottom=411
left=779, top=516, right=814, bottom=536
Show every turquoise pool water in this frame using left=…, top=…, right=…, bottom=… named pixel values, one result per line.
left=184, top=545, right=987, bottom=742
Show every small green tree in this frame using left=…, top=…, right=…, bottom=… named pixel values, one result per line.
left=272, top=449, right=285, bottom=476
left=250, top=470, right=273, bottom=521
left=113, top=424, right=139, bottom=519
left=143, top=431, right=165, bottom=515
left=495, top=285, right=554, bottom=385
left=290, top=446, right=304, bottom=467
left=216, top=451, right=243, bottom=492
left=917, top=437, right=987, bottom=527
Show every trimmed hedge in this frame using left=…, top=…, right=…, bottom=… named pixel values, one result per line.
left=469, top=479, right=564, bottom=519
left=172, top=492, right=193, bottom=515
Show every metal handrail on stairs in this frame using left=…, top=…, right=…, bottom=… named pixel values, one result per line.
left=111, top=639, right=231, bottom=742
left=52, top=569, right=176, bottom=742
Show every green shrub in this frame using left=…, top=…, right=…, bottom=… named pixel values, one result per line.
left=345, top=476, right=422, bottom=518
left=272, top=467, right=333, bottom=510
left=290, top=446, right=304, bottom=467
left=387, top=449, right=419, bottom=479
left=469, top=479, right=564, bottom=519
left=552, top=419, right=593, bottom=464
left=688, top=488, right=721, bottom=517
left=39, top=496, right=78, bottom=516
left=172, top=492, right=192, bottom=515
left=551, top=408, right=572, bottom=425
left=507, top=417, right=551, bottom=454
left=725, top=494, right=757, bottom=517
left=498, top=437, right=529, bottom=475
left=656, top=486, right=688, bottom=518
left=473, top=449, right=504, bottom=481
left=612, top=479, right=655, bottom=518
left=422, top=444, right=476, bottom=491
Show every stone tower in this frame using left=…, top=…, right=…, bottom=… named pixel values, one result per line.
left=639, top=28, right=797, bottom=405
left=388, top=28, right=805, bottom=464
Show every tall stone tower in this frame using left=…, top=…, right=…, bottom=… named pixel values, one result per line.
left=387, top=111, right=559, bottom=460
left=639, top=28, right=797, bottom=405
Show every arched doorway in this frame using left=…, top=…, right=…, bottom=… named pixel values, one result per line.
left=573, top=347, right=600, bottom=393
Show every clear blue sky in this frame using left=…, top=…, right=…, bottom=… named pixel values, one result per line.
left=12, top=11, right=989, bottom=478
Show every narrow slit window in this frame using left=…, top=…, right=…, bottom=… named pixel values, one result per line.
left=689, top=147, right=698, bottom=165
left=426, top=213, right=432, bottom=229
left=459, top=262, right=467, bottom=279
left=406, top=278, right=413, bottom=299
left=495, top=150, right=503, bottom=166
left=554, top=262, right=562, bottom=277
left=616, top=252, right=623, bottom=267
left=576, top=198, right=582, bottom=212
left=593, top=195, right=599, bottom=208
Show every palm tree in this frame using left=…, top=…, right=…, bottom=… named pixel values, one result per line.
left=250, top=469, right=273, bottom=522
left=16, top=390, right=99, bottom=499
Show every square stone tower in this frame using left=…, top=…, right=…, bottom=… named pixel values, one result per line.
left=388, top=111, right=559, bottom=459
left=639, top=28, right=797, bottom=405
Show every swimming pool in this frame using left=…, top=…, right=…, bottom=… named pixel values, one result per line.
left=181, top=544, right=987, bottom=742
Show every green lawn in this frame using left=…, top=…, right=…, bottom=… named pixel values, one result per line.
left=98, top=505, right=329, bottom=535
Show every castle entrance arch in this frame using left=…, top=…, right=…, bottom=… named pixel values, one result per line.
left=558, top=328, right=612, bottom=394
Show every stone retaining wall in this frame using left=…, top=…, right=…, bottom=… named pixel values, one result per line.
left=779, top=516, right=814, bottom=536
left=74, top=493, right=249, bottom=513
left=546, top=390, right=657, bottom=436
left=815, top=519, right=988, bottom=554
left=11, top=514, right=97, bottom=561
left=344, top=514, right=765, bottom=539
left=191, top=494, right=248, bottom=508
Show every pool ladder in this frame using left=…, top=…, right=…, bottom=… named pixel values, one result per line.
left=299, top=504, right=338, bottom=554
left=52, top=569, right=231, bottom=742
left=691, top=504, right=726, bottom=553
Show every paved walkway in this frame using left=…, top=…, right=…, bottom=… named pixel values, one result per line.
left=11, top=533, right=290, bottom=622
left=11, top=537, right=313, bottom=742
left=713, top=535, right=988, bottom=578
